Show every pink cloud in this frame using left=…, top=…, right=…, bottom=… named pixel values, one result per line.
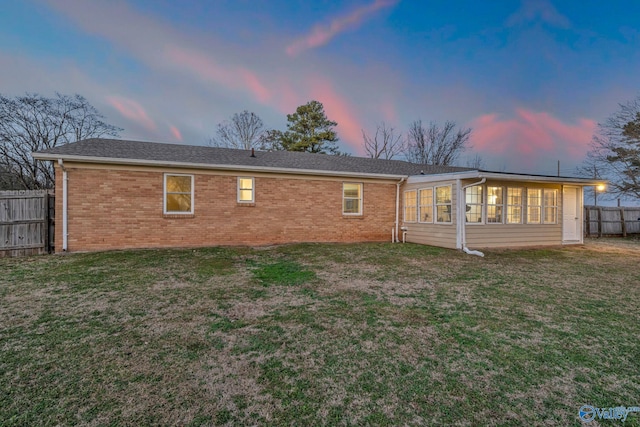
left=106, top=95, right=157, bottom=132
left=309, top=78, right=365, bottom=154
left=169, top=125, right=183, bottom=142
left=164, top=45, right=273, bottom=105
left=238, top=68, right=271, bottom=103
left=470, top=109, right=596, bottom=167
left=286, top=0, right=398, bottom=56
left=163, top=43, right=364, bottom=148
left=42, top=0, right=401, bottom=153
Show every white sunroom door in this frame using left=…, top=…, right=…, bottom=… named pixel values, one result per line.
left=563, top=186, right=580, bottom=242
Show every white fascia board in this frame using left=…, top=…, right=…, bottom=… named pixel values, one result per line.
left=477, top=172, right=604, bottom=185
left=407, top=171, right=480, bottom=183
left=31, top=153, right=408, bottom=180
left=407, top=170, right=604, bottom=186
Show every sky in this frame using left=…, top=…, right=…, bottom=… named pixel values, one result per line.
left=1, top=0, right=639, bottom=176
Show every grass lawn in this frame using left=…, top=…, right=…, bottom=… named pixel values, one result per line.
left=1, top=238, right=639, bottom=426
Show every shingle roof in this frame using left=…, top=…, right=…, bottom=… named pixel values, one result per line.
left=34, top=138, right=473, bottom=177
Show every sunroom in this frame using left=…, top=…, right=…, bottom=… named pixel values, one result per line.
left=401, top=171, right=603, bottom=250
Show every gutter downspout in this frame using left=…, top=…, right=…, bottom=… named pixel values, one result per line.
left=395, top=177, right=407, bottom=243
left=58, top=159, right=68, bottom=252
left=459, top=177, right=486, bottom=257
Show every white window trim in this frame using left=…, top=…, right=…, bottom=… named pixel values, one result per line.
left=404, top=189, right=417, bottom=223
left=163, top=173, right=194, bottom=215
left=486, top=186, right=505, bottom=224
left=543, top=189, right=558, bottom=224
left=465, top=185, right=484, bottom=225
left=435, top=185, right=453, bottom=224
left=343, top=182, right=363, bottom=216
left=526, top=188, right=542, bottom=224
left=506, top=187, right=524, bottom=225
left=418, top=187, right=434, bottom=224
left=237, top=176, right=255, bottom=203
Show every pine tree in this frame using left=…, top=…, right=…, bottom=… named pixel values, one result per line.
left=280, top=100, right=340, bottom=154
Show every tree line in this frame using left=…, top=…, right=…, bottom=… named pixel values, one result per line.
left=0, top=94, right=474, bottom=191
left=209, top=100, right=343, bottom=155
left=209, top=101, right=473, bottom=167
left=1, top=91, right=639, bottom=202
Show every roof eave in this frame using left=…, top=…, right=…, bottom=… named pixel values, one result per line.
left=407, top=170, right=605, bottom=185
left=477, top=171, right=605, bottom=185
left=32, top=152, right=409, bottom=180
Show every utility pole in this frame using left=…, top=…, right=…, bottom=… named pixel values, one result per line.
left=593, top=165, right=598, bottom=206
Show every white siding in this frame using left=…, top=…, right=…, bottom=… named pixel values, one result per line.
left=464, top=180, right=563, bottom=248
left=400, top=178, right=570, bottom=249
left=466, top=224, right=562, bottom=247
left=401, top=180, right=458, bottom=249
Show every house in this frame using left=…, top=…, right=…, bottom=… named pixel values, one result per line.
left=33, top=138, right=603, bottom=253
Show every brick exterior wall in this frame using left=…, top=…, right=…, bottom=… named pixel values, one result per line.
left=54, top=165, right=398, bottom=252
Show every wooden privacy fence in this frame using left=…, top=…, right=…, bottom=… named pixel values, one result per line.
left=584, top=205, right=640, bottom=237
left=0, top=190, right=55, bottom=257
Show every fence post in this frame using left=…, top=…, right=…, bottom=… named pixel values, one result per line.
left=43, top=192, right=50, bottom=253
left=49, top=193, right=55, bottom=253
left=597, top=207, right=603, bottom=238
left=620, top=207, right=626, bottom=238
left=585, top=207, right=591, bottom=237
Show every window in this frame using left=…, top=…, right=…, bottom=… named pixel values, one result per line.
left=435, top=185, right=452, bottom=223
left=465, top=185, right=483, bottom=223
left=343, top=183, right=362, bottom=215
left=486, top=186, right=504, bottom=223
left=404, top=190, right=417, bottom=222
left=418, top=188, right=433, bottom=223
left=164, top=174, right=194, bottom=214
left=506, top=188, right=523, bottom=224
left=543, top=189, right=558, bottom=224
left=527, top=189, right=542, bottom=224
left=237, top=177, right=254, bottom=203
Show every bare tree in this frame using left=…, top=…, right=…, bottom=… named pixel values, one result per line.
left=209, top=110, right=267, bottom=150
left=404, top=120, right=472, bottom=166
left=0, top=93, right=122, bottom=190
left=465, top=154, right=486, bottom=169
left=0, top=165, right=22, bottom=190
left=256, top=129, right=284, bottom=152
left=578, top=160, right=605, bottom=204
left=362, top=122, right=405, bottom=160
left=578, top=95, right=640, bottom=199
